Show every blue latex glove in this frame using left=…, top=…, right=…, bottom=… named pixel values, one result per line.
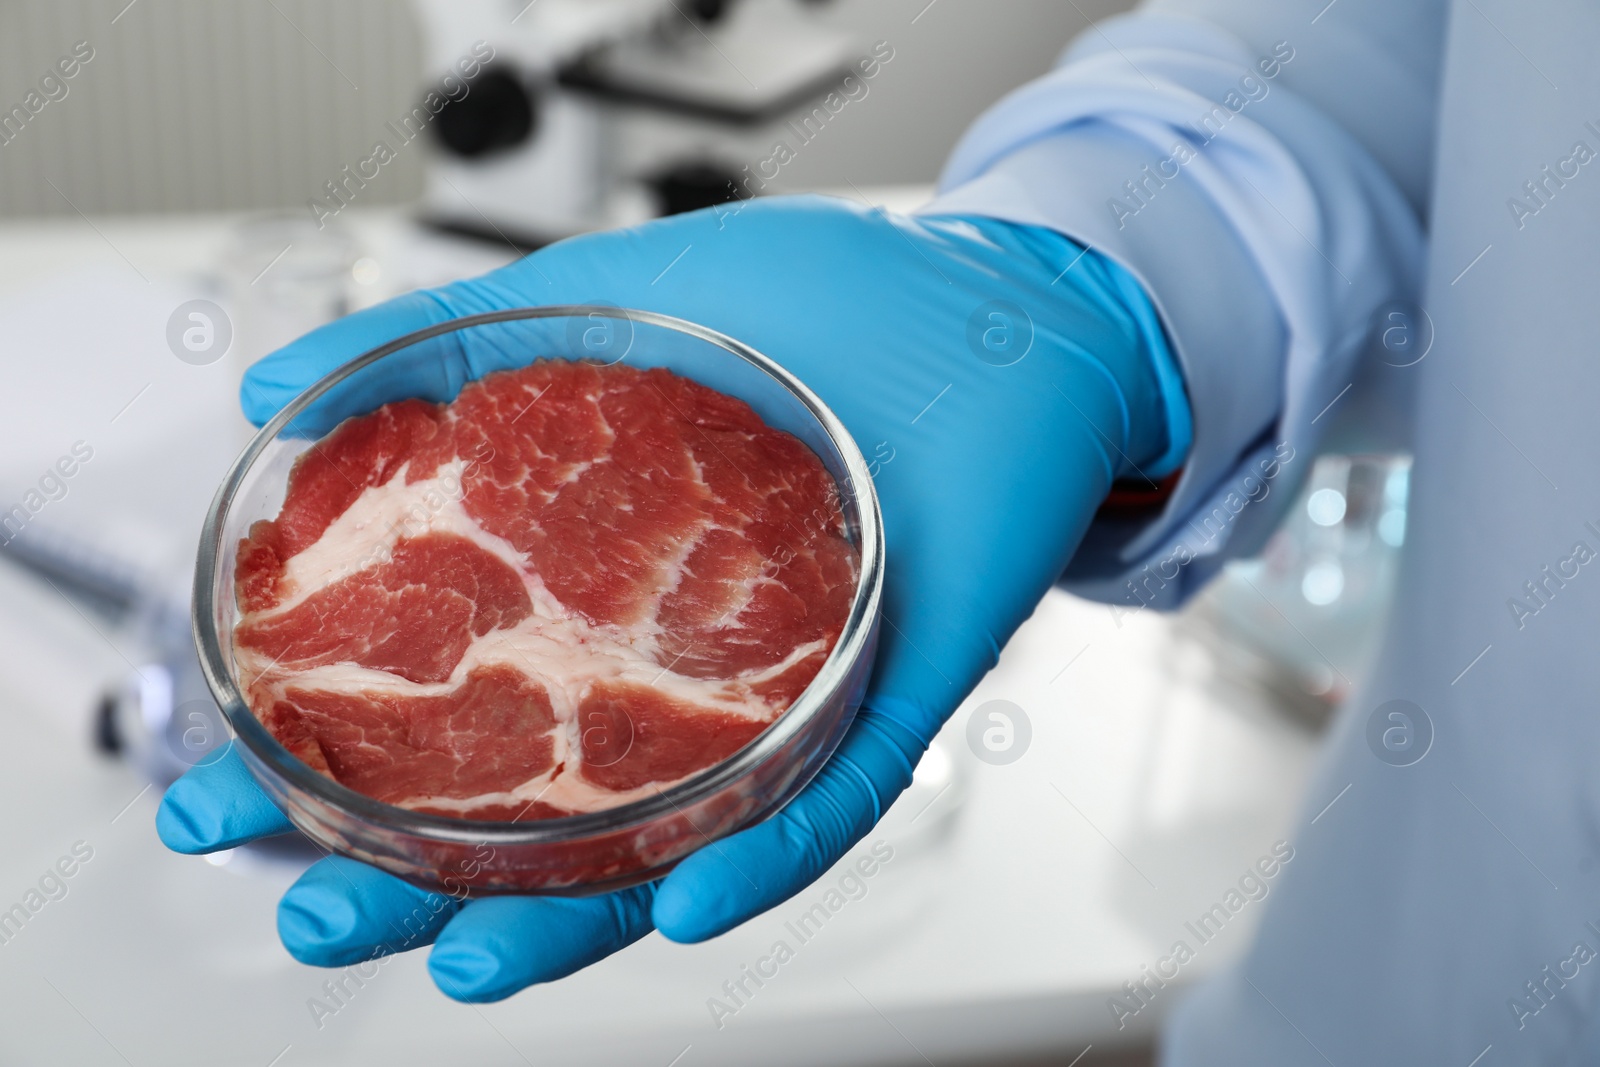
left=158, top=195, right=1189, bottom=1001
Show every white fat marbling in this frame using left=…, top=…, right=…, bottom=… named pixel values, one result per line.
left=237, top=458, right=828, bottom=815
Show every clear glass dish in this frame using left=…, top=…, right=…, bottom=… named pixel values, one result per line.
left=193, top=306, right=884, bottom=896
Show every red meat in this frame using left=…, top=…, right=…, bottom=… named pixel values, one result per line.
left=575, top=681, right=770, bottom=794
left=234, top=360, right=855, bottom=820
left=267, top=665, right=558, bottom=810
left=236, top=533, right=532, bottom=685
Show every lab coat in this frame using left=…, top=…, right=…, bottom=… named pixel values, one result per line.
left=926, top=0, right=1600, bottom=1062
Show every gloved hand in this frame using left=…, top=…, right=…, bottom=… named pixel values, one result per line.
left=158, top=194, right=1189, bottom=1001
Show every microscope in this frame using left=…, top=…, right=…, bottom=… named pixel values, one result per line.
left=414, top=0, right=865, bottom=245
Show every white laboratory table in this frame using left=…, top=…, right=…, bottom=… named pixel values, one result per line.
left=0, top=205, right=1322, bottom=1066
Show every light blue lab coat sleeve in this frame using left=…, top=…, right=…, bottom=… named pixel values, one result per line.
left=918, top=0, right=1444, bottom=610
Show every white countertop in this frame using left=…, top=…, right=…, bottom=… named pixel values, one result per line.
left=0, top=206, right=1320, bottom=1066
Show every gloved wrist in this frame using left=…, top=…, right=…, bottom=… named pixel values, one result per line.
left=916, top=210, right=1193, bottom=484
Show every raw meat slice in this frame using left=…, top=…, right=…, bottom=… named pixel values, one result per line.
left=267, top=665, right=559, bottom=810
left=575, top=681, right=770, bottom=794
left=237, top=400, right=449, bottom=614
left=234, top=359, right=857, bottom=821
left=236, top=532, right=532, bottom=685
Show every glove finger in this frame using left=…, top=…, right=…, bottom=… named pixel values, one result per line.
left=277, top=855, right=461, bottom=967
left=239, top=204, right=761, bottom=429
left=427, top=884, right=657, bottom=1003
left=652, top=704, right=922, bottom=943
left=242, top=287, right=486, bottom=430
left=243, top=288, right=648, bottom=438
left=156, top=743, right=296, bottom=854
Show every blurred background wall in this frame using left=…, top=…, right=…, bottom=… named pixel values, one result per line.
left=0, top=0, right=1131, bottom=218
left=0, top=0, right=426, bottom=216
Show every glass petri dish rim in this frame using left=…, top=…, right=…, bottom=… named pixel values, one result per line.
left=192, top=305, right=886, bottom=847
